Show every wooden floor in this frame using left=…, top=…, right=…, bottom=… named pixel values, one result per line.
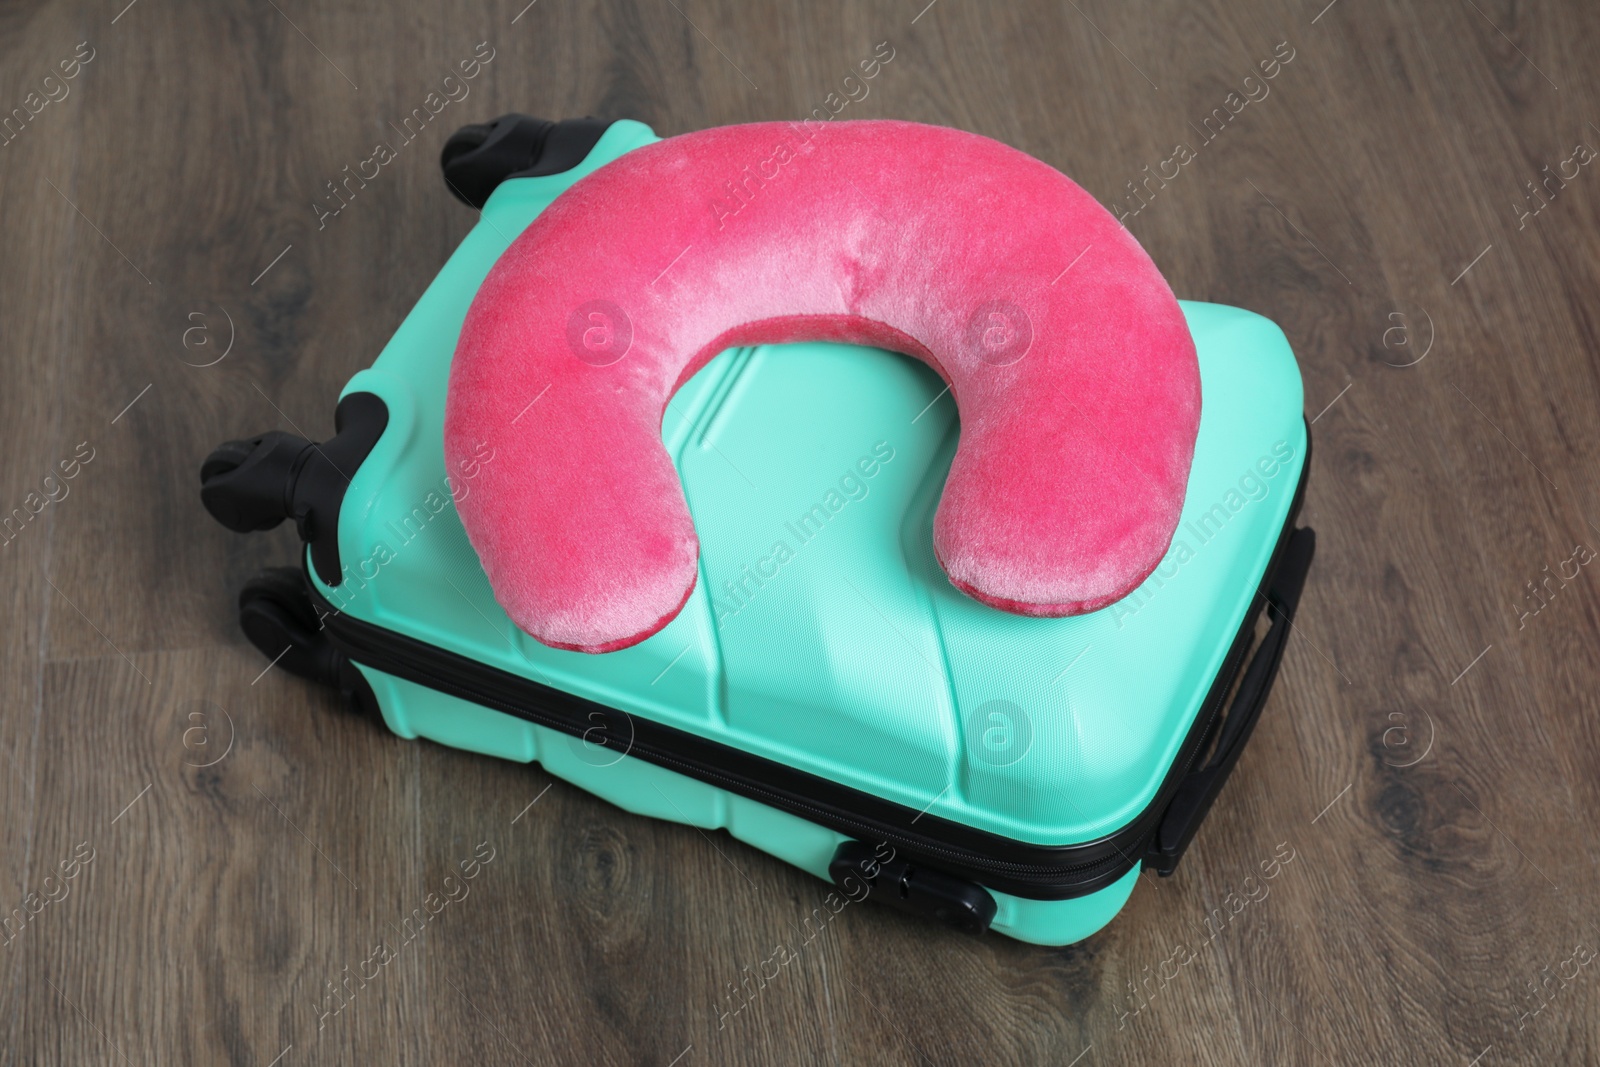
left=4, top=0, right=1599, bottom=1063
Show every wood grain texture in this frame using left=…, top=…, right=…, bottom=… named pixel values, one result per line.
left=3, top=0, right=1599, bottom=1063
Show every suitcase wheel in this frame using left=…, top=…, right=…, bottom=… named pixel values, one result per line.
left=238, top=566, right=377, bottom=719
left=199, top=392, right=388, bottom=586
left=200, top=431, right=314, bottom=534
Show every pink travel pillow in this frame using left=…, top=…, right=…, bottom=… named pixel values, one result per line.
left=445, top=120, right=1200, bottom=653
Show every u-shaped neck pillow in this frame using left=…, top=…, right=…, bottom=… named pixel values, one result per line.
left=444, top=120, right=1200, bottom=653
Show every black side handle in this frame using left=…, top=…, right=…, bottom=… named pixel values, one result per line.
left=440, top=114, right=613, bottom=209
left=199, top=392, right=388, bottom=587
left=1146, top=526, right=1317, bottom=876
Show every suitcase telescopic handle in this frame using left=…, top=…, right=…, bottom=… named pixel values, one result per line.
left=440, top=115, right=614, bottom=210
left=1146, top=526, right=1317, bottom=876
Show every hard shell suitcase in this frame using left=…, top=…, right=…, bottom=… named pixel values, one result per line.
left=201, top=115, right=1316, bottom=946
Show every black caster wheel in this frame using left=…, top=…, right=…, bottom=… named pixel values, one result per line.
left=238, top=566, right=377, bottom=719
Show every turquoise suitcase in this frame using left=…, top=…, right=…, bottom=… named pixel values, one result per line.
left=200, top=116, right=1315, bottom=946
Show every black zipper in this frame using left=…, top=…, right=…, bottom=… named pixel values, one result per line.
left=312, top=431, right=1310, bottom=901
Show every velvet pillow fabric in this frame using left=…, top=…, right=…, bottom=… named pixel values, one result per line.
left=445, top=120, right=1200, bottom=652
